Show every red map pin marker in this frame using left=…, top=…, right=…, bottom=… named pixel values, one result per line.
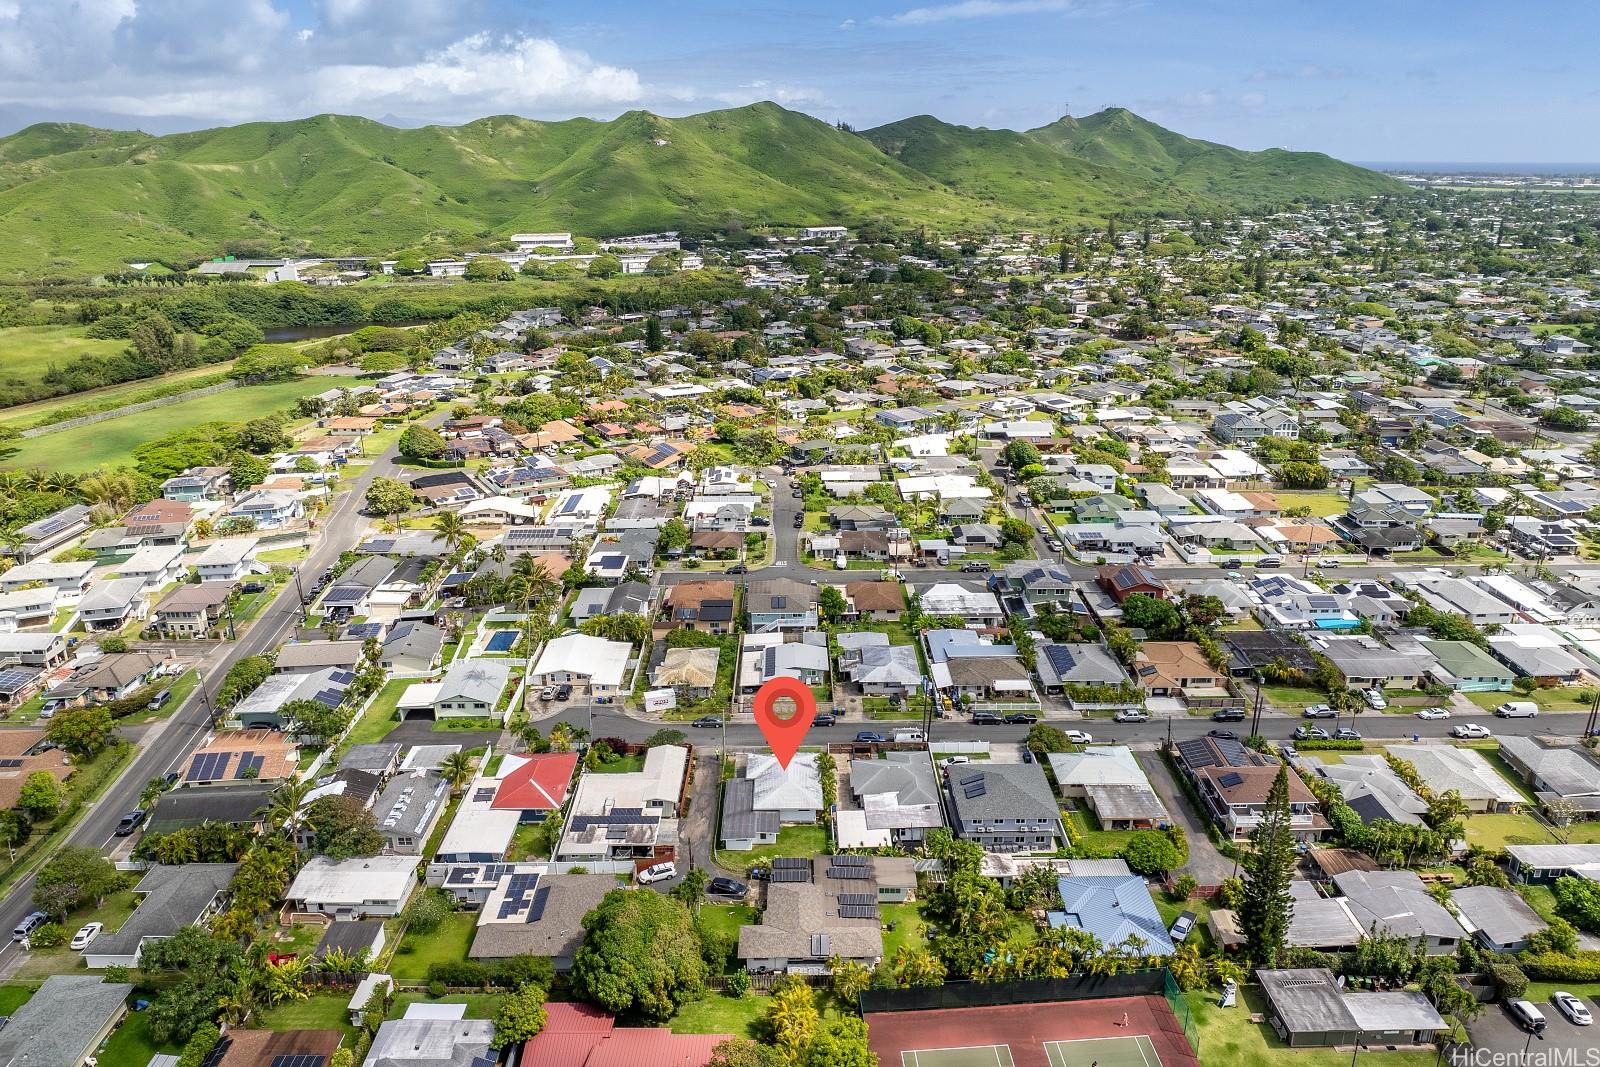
left=752, top=676, right=816, bottom=770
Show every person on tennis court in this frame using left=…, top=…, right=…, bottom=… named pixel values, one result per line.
left=1121, top=1010, right=1130, bottom=1027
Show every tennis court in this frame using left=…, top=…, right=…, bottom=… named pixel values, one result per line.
left=1043, top=1035, right=1161, bottom=1067
left=902, top=1045, right=1017, bottom=1067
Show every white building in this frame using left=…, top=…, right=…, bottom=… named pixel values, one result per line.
left=287, top=855, right=421, bottom=918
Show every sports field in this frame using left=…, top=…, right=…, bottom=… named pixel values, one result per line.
left=901, top=1034, right=1160, bottom=1067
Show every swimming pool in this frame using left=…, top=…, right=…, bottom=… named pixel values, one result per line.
left=484, top=630, right=518, bottom=652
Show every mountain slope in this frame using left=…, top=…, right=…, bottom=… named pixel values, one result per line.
left=1025, top=108, right=1402, bottom=202
left=0, top=102, right=1401, bottom=277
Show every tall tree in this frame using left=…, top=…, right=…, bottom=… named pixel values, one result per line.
left=1239, top=762, right=1297, bottom=966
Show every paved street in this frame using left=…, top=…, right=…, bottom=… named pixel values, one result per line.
left=0, top=435, right=414, bottom=971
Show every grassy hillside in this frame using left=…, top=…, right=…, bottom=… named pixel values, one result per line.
left=1024, top=108, right=1404, bottom=203
left=0, top=102, right=1402, bottom=277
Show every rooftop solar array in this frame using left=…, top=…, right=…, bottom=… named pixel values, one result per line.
left=832, top=855, right=868, bottom=866
left=837, top=892, right=875, bottom=906
left=837, top=905, right=877, bottom=918
left=827, top=865, right=871, bottom=880
left=497, top=873, right=543, bottom=920
left=269, top=1056, right=328, bottom=1067
left=568, top=807, right=657, bottom=832
left=474, top=787, right=497, bottom=802
left=235, top=753, right=264, bottom=779
left=0, top=759, right=22, bottom=769
left=0, top=668, right=36, bottom=692
left=1218, top=772, right=1244, bottom=788
left=772, top=858, right=809, bottom=868
left=188, top=751, right=233, bottom=780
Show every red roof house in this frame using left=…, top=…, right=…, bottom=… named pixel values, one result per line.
left=491, top=752, right=579, bottom=815
left=524, top=1003, right=730, bottom=1067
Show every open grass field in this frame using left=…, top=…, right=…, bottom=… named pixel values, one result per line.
left=0, top=325, right=129, bottom=408
left=1270, top=491, right=1351, bottom=518
left=1, top=376, right=331, bottom=472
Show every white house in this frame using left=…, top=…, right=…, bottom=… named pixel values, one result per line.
left=194, top=538, right=260, bottom=583
left=118, top=544, right=187, bottom=593
left=230, top=489, right=304, bottom=529
left=430, top=659, right=513, bottom=721
left=287, top=855, right=421, bottom=918
left=530, top=633, right=632, bottom=696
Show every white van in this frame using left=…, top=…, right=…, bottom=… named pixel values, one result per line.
left=1495, top=701, right=1539, bottom=718
left=1508, top=999, right=1547, bottom=1033
left=893, top=730, right=926, bottom=744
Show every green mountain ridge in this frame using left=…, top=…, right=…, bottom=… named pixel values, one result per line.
left=0, top=102, right=1403, bottom=277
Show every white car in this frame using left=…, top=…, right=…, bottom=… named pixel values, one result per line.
left=1113, top=709, right=1150, bottom=723
left=1316, top=558, right=1340, bottom=569
left=1364, top=689, right=1388, bottom=710
left=70, top=922, right=102, bottom=951
left=636, top=861, right=677, bottom=885
left=942, top=756, right=971, bottom=768
left=1416, top=707, right=1451, bottom=720
left=1552, top=991, right=1592, bottom=1026
left=1064, top=730, right=1093, bottom=745
left=1451, top=723, right=1493, bottom=740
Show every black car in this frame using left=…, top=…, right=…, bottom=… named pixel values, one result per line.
left=728, top=564, right=748, bottom=575
left=161, top=771, right=179, bottom=788
left=1211, top=708, right=1245, bottom=722
left=1207, top=728, right=1238, bottom=740
left=793, top=515, right=804, bottom=528
left=555, top=683, right=572, bottom=701
left=814, top=713, right=836, bottom=727
left=707, top=877, right=749, bottom=898
left=114, top=809, right=147, bottom=836
left=1003, top=713, right=1038, bottom=725
left=1219, top=559, right=1243, bottom=570
left=240, top=581, right=267, bottom=594
left=971, top=712, right=1003, bottom=725
left=854, top=731, right=888, bottom=743
left=752, top=516, right=770, bottom=527
left=691, top=715, right=723, bottom=728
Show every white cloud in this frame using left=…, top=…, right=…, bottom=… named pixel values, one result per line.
left=1241, top=91, right=1266, bottom=107
left=839, top=18, right=856, bottom=29
left=882, top=0, right=1110, bottom=25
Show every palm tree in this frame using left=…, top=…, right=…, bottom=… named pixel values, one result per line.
left=260, top=778, right=315, bottom=837
left=440, top=750, right=475, bottom=795
left=434, top=511, right=467, bottom=558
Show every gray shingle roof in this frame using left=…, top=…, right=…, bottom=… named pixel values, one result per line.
left=88, top=863, right=239, bottom=960
left=0, top=975, right=132, bottom=1066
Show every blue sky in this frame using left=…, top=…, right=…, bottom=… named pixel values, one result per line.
left=0, top=0, right=1594, bottom=162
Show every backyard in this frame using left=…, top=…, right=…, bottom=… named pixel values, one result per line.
left=879, top=902, right=931, bottom=958
left=344, top=677, right=424, bottom=748
left=389, top=913, right=478, bottom=981
left=1185, top=987, right=1438, bottom=1067
left=715, top=825, right=829, bottom=872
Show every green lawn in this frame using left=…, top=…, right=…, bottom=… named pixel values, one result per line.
left=258, top=992, right=359, bottom=1039
left=1519, top=884, right=1559, bottom=923
left=389, top=991, right=503, bottom=1020
left=258, top=545, right=310, bottom=564
left=1271, top=492, right=1350, bottom=518
left=0, top=325, right=129, bottom=408
left=96, top=1008, right=181, bottom=1067
left=1186, top=988, right=1437, bottom=1067
left=669, top=992, right=767, bottom=1037
left=697, top=903, right=757, bottom=949
left=716, top=825, right=828, bottom=874
left=344, top=677, right=424, bottom=748
left=390, top=913, right=477, bottom=980
left=1464, top=813, right=1557, bottom=849
left=2, top=377, right=334, bottom=472
left=879, top=902, right=930, bottom=958
left=0, top=983, right=37, bottom=1015
left=1065, top=805, right=1139, bottom=855
left=1465, top=689, right=1591, bottom=712
left=1262, top=685, right=1327, bottom=711
left=591, top=753, right=646, bottom=774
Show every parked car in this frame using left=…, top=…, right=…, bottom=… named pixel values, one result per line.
left=539, top=685, right=558, bottom=701
left=1334, top=727, right=1362, bottom=741
left=1211, top=708, right=1245, bottom=722
left=793, top=515, right=804, bottom=528
left=636, top=861, right=677, bottom=885
left=1508, top=999, right=1547, bottom=1034
left=114, top=809, right=147, bottom=836
left=240, top=581, right=267, bottom=594
left=727, top=564, right=748, bottom=575
left=1452, top=723, right=1493, bottom=740
left=1168, top=911, right=1197, bottom=943
left=1003, top=713, right=1038, bottom=725
left=13, top=911, right=47, bottom=943
left=791, top=489, right=803, bottom=498
left=855, top=731, right=888, bottom=743
left=1294, top=725, right=1330, bottom=741
left=1113, top=709, right=1150, bottom=723
left=752, top=516, right=770, bottom=527
left=814, top=713, right=836, bottom=727
left=970, top=712, right=1003, bottom=726
left=1279, top=743, right=1298, bottom=759
left=941, top=756, right=971, bottom=768
left=1207, top=729, right=1237, bottom=740
left=1416, top=707, right=1451, bottom=720
left=1254, top=555, right=1284, bottom=569
left=1552, top=991, right=1592, bottom=1026
left=148, top=688, right=173, bottom=711
left=1316, top=558, right=1341, bottom=569
left=960, top=562, right=991, bottom=573
left=1364, top=689, right=1388, bottom=710
left=708, top=877, right=749, bottom=899
left=1495, top=701, right=1539, bottom=718
left=1064, top=730, right=1093, bottom=744
left=1044, top=536, right=1063, bottom=552
left=70, top=922, right=103, bottom=951
left=555, top=683, right=572, bottom=701
left=1219, top=559, right=1243, bottom=570
left=1302, top=704, right=1337, bottom=719
left=691, top=715, right=723, bottom=728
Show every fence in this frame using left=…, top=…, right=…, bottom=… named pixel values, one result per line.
left=930, top=740, right=991, bottom=755
left=19, top=379, right=242, bottom=437
left=861, top=969, right=1178, bottom=1015
left=709, top=972, right=830, bottom=993
left=1162, top=968, right=1200, bottom=1056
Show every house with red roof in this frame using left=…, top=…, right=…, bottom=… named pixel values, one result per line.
left=491, top=751, right=578, bottom=821
left=523, top=1002, right=731, bottom=1067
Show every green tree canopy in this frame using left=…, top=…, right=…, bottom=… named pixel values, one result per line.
left=571, top=889, right=706, bottom=1021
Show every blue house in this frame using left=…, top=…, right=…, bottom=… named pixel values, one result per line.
left=1047, top=875, right=1175, bottom=957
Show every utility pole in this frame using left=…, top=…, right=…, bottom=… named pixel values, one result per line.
left=1585, top=688, right=1600, bottom=741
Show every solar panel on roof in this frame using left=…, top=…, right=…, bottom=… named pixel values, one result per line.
left=771, top=867, right=809, bottom=883
left=526, top=885, right=551, bottom=923
left=838, top=905, right=877, bottom=918
left=0, top=759, right=21, bottom=769
left=962, top=784, right=987, bottom=799
left=236, top=753, right=264, bottom=779
left=837, top=892, right=875, bottom=906
left=474, top=787, right=497, bottom=802
left=834, top=855, right=868, bottom=866
left=827, top=866, right=871, bottom=880
left=958, top=773, right=984, bottom=786
left=1218, top=772, right=1244, bottom=787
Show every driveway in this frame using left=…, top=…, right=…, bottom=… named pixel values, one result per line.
left=684, top=749, right=738, bottom=875
left=1136, top=750, right=1235, bottom=885
left=384, top=717, right=501, bottom=752
left=1467, top=998, right=1594, bottom=1064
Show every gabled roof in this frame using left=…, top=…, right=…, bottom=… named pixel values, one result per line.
left=1049, top=875, right=1174, bottom=955
left=493, top=752, right=579, bottom=812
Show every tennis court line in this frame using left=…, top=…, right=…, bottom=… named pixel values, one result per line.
left=1134, top=1034, right=1155, bottom=1067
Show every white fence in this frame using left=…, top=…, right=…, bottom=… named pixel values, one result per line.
left=930, top=740, right=991, bottom=755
